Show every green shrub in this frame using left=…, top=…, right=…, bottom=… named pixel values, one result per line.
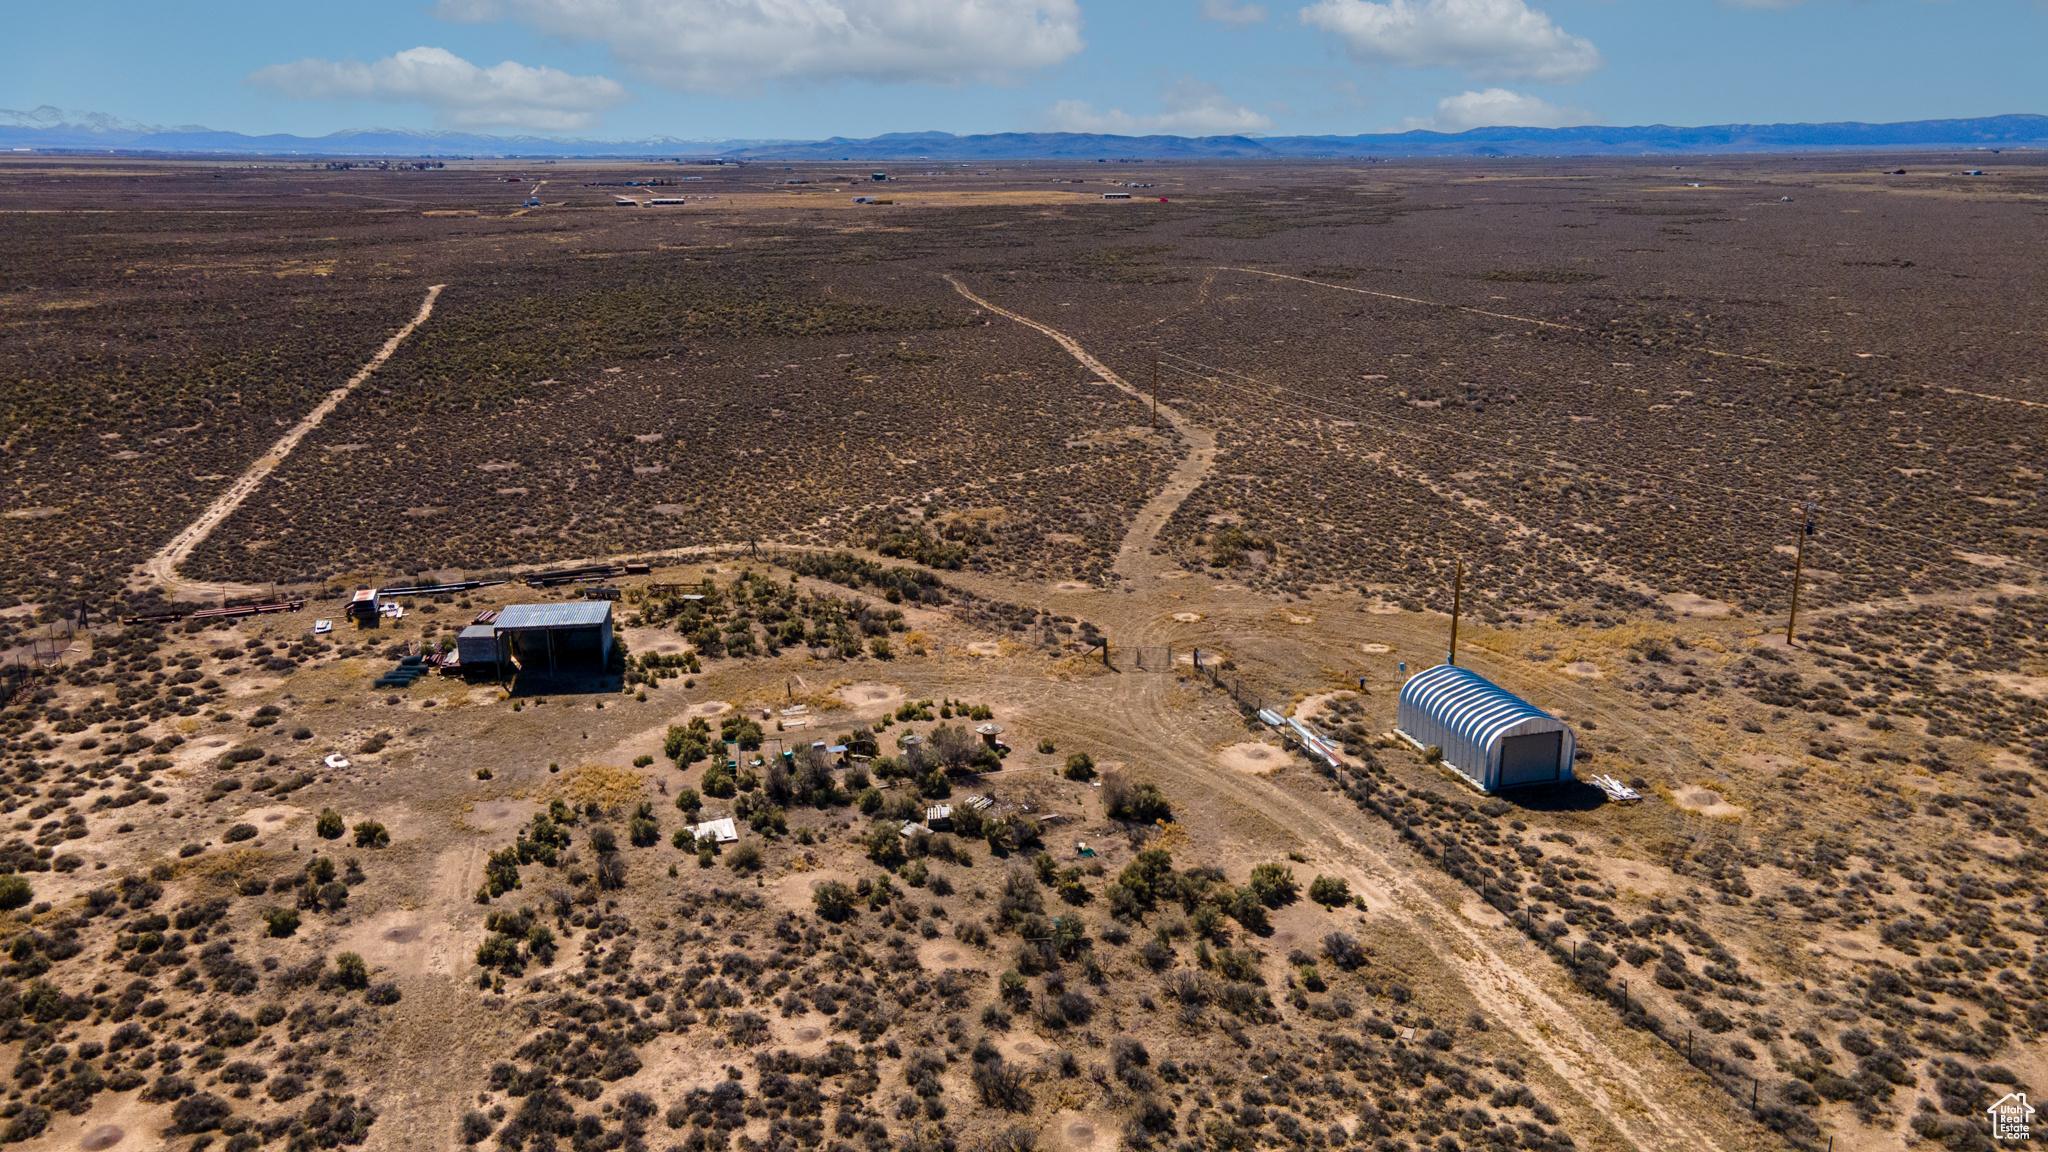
left=1062, top=753, right=1096, bottom=781
left=265, top=908, right=300, bottom=937
left=0, top=874, right=32, bottom=910
left=1247, top=862, right=1299, bottom=907
left=353, top=822, right=390, bottom=848
left=701, top=764, right=737, bottom=798
left=865, top=823, right=904, bottom=866
left=728, top=843, right=763, bottom=873
left=315, top=810, right=344, bottom=839
left=629, top=803, right=659, bottom=847
left=812, top=880, right=853, bottom=921
left=223, top=824, right=259, bottom=843
left=333, top=952, right=369, bottom=990
left=1103, top=776, right=1171, bottom=823
left=1308, top=875, right=1350, bottom=907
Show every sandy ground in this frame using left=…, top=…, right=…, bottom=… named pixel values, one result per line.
left=1670, top=784, right=1746, bottom=819
left=1216, top=741, right=1287, bottom=774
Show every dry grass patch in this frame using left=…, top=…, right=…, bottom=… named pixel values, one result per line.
left=557, top=763, right=649, bottom=806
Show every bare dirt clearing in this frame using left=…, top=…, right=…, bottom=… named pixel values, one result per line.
left=1217, top=740, right=1286, bottom=773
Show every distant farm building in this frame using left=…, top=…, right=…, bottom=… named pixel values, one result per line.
left=1397, top=665, right=1575, bottom=793
left=492, top=602, right=614, bottom=677
left=646, top=198, right=687, bottom=206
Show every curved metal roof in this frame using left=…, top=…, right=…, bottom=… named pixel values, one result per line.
left=1399, top=664, right=1562, bottom=752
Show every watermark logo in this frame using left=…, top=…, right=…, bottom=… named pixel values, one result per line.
left=1989, top=1092, right=2035, bottom=1142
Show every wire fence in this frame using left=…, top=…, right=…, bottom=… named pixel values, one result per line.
left=1128, top=646, right=1175, bottom=672
left=1119, top=645, right=1270, bottom=713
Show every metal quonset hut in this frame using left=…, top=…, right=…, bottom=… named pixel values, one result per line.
left=1397, top=664, right=1575, bottom=793
left=493, top=602, right=614, bottom=677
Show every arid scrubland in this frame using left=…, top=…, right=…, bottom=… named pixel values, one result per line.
left=0, top=153, right=2040, bottom=1152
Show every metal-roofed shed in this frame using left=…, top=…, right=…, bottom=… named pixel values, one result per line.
left=1397, top=664, right=1575, bottom=793
left=493, top=602, right=614, bottom=677
left=693, top=818, right=738, bottom=844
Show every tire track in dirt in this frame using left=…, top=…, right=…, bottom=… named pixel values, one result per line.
left=1190, top=764, right=1729, bottom=1152
left=943, top=274, right=1217, bottom=584
left=135, top=283, right=446, bottom=601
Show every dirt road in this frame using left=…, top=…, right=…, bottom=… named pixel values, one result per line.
left=942, top=275, right=1218, bottom=585
left=133, top=284, right=446, bottom=602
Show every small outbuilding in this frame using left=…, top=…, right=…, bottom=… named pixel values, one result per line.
left=1397, top=664, right=1574, bottom=793
left=457, top=624, right=500, bottom=669
left=493, top=602, right=614, bottom=677
left=345, top=588, right=381, bottom=626
left=693, top=818, right=739, bottom=844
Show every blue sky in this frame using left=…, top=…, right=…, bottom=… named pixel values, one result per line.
left=4, top=0, right=2044, bottom=140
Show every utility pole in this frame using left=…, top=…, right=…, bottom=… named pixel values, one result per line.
left=1151, top=358, right=1159, bottom=429
left=1448, top=560, right=1464, bottom=666
left=1786, top=502, right=1817, bottom=645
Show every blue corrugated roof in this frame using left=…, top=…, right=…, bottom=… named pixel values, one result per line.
left=1399, top=664, right=1556, bottom=750
left=494, top=602, right=613, bottom=630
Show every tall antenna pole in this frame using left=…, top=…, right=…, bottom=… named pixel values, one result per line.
left=1448, top=560, right=1464, bottom=666
left=1786, top=502, right=1816, bottom=645
left=1151, top=358, right=1159, bottom=429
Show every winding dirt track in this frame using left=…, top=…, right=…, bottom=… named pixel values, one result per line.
left=943, top=275, right=1217, bottom=584
left=134, top=284, right=446, bottom=601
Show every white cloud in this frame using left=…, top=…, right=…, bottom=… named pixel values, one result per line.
left=1047, top=77, right=1274, bottom=136
left=1199, top=0, right=1269, bottom=27
left=437, top=0, right=1085, bottom=93
left=249, top=47, right=629, bottom=131
left=1299, top=0, right=1601, bottom=84
left=1402, top=87, right=1594, bottom=131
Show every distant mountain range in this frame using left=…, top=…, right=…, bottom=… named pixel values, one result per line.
left=4, top=106, right=2044, bottom=160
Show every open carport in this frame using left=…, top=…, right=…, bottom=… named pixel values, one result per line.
left=492, top=602, right=614, bottom=679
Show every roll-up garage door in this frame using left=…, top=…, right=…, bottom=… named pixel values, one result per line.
left=1499, top=731, right=1562, bottom=787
